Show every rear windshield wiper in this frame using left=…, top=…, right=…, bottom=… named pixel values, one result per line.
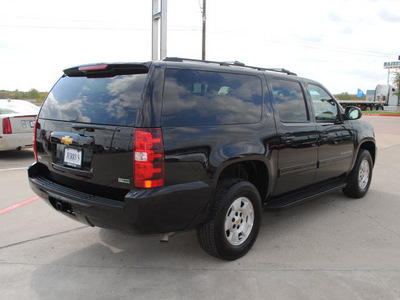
left=72, top=124, right=120, bottom=132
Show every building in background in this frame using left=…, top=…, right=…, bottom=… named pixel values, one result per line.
left=366, top=90, right=375, bottom=102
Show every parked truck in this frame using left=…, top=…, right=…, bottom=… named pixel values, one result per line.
left=337, top=99, right=384, bottom=111
left=375, top=84, right=399, bottom=106
left=337, top=84, right=398, bottom=110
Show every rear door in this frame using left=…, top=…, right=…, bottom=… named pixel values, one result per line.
left=36, top=65, right=149, bottom=193
left=270, top=78, right=318, bottom=195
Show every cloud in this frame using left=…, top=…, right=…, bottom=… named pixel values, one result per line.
left=340, top=27, right=353, bottom=35
left=105, top=75, right=147, bottom=122
left=328, top=13, right=343, bottom=22
left=295, top=34, right=324, bottom=43
left=379, top=10, right=400, bottom=23
left=0, top=42, right=26, bottom=53
left=41, top=93, right=91, bottom=123
left=162, top=72, right=262, bottom=126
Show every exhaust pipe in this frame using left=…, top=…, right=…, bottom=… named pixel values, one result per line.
left=56, top=201, right=63, bottom=211
left=160, top=232, right=175, bottom=242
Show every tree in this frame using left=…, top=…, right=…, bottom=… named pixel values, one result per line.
left=335, top=92, right=352, bottom=100
left=27, top=88, right=40, bottom=100
left=334, top=92, right=361, bottom=100
left=0, top=89, right=47, bottom=103
left=393, top=70, right=400, bottom=99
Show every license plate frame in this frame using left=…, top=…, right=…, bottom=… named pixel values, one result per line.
left=63, top=148, right=82, bottom=168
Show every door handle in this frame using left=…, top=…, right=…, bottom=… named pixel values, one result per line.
left=282, top=135, right=295, bottom=144
left=320, top=132, right=329, bottom=142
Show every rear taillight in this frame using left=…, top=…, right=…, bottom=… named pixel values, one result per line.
left=33, top=119, right=38, bottom=162
left=2, top=117, right=12, bottom=134
left=134, top=128, right=165, bottom=188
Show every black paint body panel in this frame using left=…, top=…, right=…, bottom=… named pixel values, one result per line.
left=28, top=60, right=376, bottom=235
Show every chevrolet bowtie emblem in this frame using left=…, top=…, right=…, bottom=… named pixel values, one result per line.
left=61, top=136, right=73, bottom=145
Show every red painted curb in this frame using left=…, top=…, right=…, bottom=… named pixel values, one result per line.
left=363, top=114, right=400, bottom=117
left=0, top=196, right=40, bottom=215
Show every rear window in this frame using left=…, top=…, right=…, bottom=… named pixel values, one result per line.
left=0, top=100, right=39, bottom=115
left=162, top=69, right=262, bottom=126
left=39, top=74, right=147, bottom=126
left=271, top=79, right=309, bottom=123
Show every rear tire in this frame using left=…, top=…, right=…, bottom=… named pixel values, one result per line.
left=342, top=150, right=373, bottom=198
left=197, top=179, right=262, bottom=260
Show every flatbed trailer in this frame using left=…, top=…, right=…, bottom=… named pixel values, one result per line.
left=338, top=100, right=384, bottom=111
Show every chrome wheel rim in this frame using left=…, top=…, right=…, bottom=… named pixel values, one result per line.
left=358, top=159, right=370, bottom=190
left=224, top=197, right=254, bottom=246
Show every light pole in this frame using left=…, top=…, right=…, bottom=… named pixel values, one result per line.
left=152, top=0, right=167, bottom=60
left=387, top=68, right=390, bottom=106
left=202, top=0, right=206, bottom=60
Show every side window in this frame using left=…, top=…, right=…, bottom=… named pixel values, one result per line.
left=162, top=69, right=262, bottom=126
left=308, top=84, right=339, bottom=122
left=271, top=79, right=309, bottom=123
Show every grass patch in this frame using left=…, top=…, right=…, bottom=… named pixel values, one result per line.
left=363, top=110, right=400, bottom=115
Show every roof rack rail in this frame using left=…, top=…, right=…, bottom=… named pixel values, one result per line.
left=162, top=57, right=297, bottom=76
left=260, top=67, right=297, bottom=76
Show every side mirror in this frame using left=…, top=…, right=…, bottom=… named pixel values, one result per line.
left=344, top=106, right=362, bottom=120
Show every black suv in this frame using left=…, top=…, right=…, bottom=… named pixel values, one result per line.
left=29, top=58, right=376, bottom=260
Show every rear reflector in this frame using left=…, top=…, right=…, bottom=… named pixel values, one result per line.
left=3, top=117, right=12, bottom=134
left=134, top=128, right=165, bottom=188
left=78, top=64, right=108, bottom=72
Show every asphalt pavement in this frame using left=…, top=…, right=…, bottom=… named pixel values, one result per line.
left=1, top=115, right=400, bottom=300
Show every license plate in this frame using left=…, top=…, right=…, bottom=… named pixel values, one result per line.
left=64, top=148, right=82, bottom=168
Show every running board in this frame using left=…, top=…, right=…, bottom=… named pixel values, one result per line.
left=264, top=179, right=347, bottom=210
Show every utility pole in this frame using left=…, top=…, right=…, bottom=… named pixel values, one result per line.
left=386, top=68, right=390, bottom=106
left=201, top=0, right=206, bottom=60
left=152, top=0, right=167, bottom=60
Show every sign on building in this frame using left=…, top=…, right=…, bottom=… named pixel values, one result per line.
left=384, top=61, right=400, bottom=69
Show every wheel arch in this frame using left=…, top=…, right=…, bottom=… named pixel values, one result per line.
left=358, top=139, right=376, bottom=166
left=348, top=139, right=376, bottom=175
left=215, top=158, right=271, bottom=204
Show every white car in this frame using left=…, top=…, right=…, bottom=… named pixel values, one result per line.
left=0, top=99, right=39, bottom=151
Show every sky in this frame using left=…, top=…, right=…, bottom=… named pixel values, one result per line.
left=1, top=0, right=399, bottom=94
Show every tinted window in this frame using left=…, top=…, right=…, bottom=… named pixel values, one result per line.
left=271, top=79, right=308, bottom=123
left=308, top=84, right=339, bottom=122
left=162, top=69, right=262, bottom=126
left=39, top=74, right=147, bottom=126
